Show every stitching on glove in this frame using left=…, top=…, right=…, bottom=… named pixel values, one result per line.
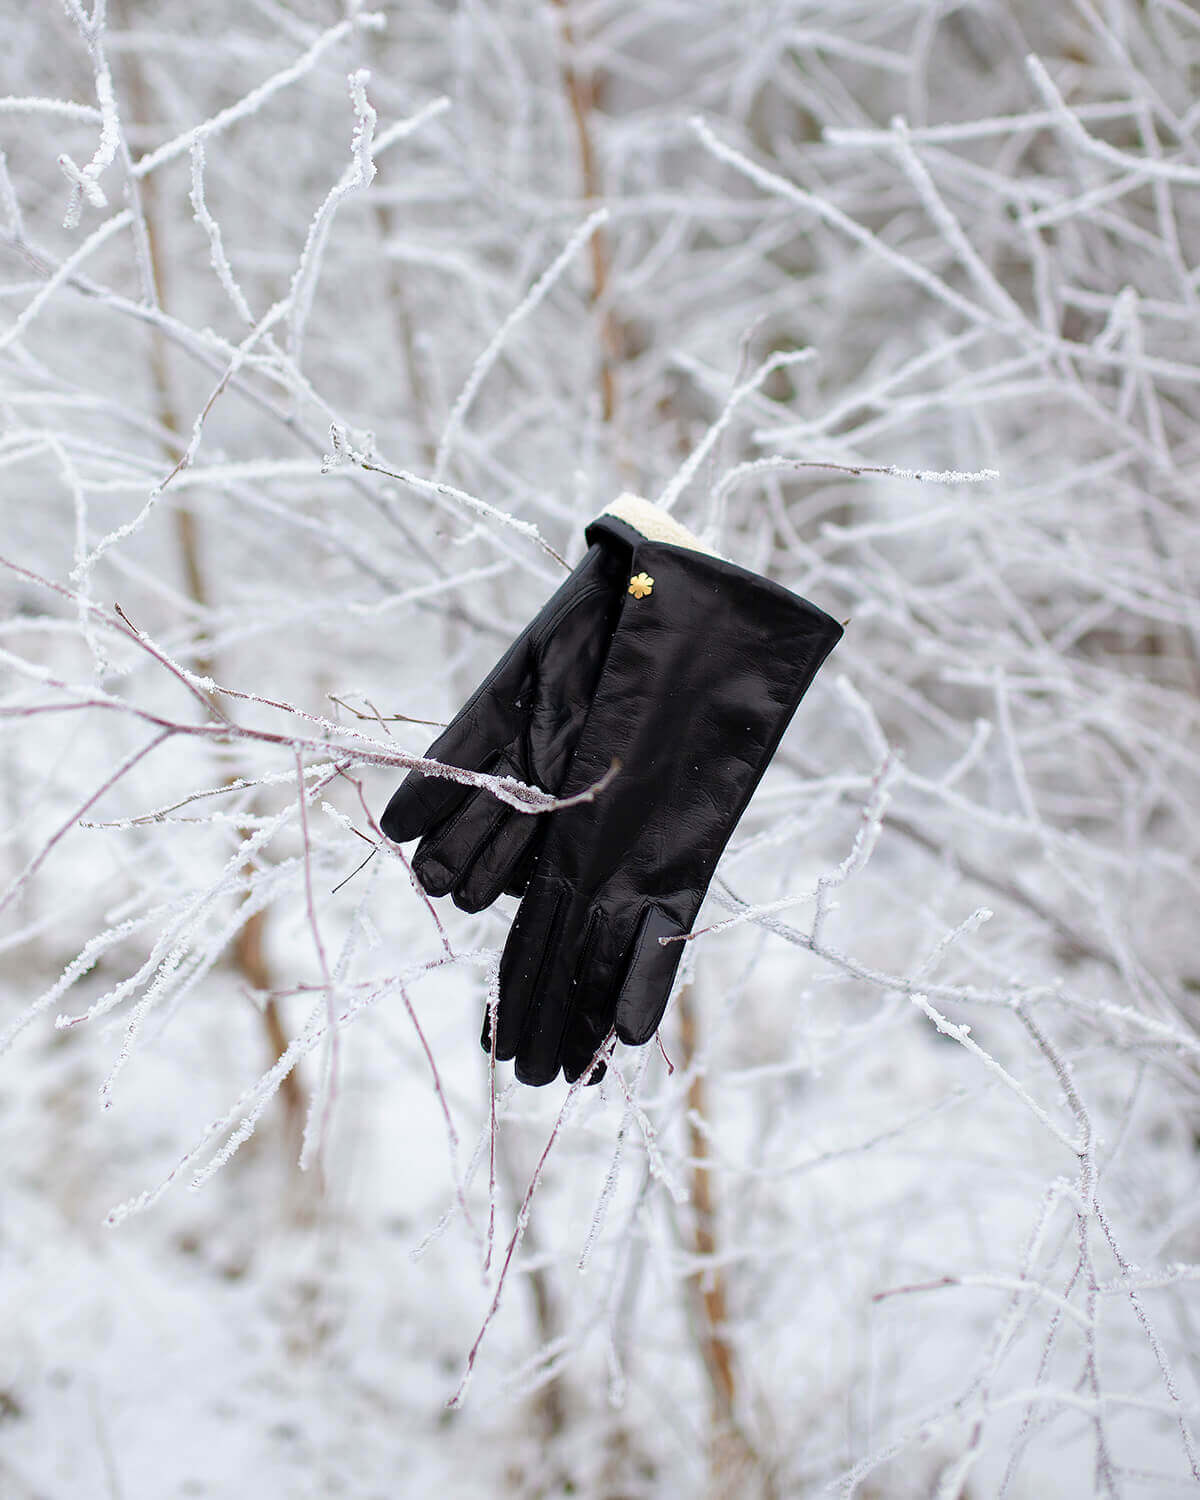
left=568, top=904, right=608, bottom=999
left=603, top=493, right=725, bottom=560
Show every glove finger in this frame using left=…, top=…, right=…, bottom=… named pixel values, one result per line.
left=560, top=907, right=623, bottom=1084
left=453, top=806, right=544, bottom=915
left=518, top=901, right=629, bottom=1086
left=562, top=905, right=685, bottom=1078
left=493, top=877, right=576, bottom=1085
left=411, top=787, right=502, bottom=899
left=613, top=906, right=688, bottom=1046
left=565, top=1053, right=607, bottom=1087
left=382, top=752, right=479, bottom=847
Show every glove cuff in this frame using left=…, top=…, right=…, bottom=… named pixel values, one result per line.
left=599, top=493, right=724, bottom=560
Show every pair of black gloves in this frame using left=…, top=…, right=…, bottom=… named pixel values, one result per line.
left=380, top=495, right=842, bottom=1086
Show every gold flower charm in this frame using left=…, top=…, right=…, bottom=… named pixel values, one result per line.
left=628, top=572, right=654, bottom=599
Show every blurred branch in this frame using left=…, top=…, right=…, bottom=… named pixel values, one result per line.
left=109, top=6, right=307, bottom=1157
left=677, top=984, right=773, bottom=1499
left=552, top=0, right=621, bottom=430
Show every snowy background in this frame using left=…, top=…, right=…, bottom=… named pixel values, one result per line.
left=3, top=1, right=1200, bottom=1495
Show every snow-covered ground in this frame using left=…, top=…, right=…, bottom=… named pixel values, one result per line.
left=3, top=2, right=1199, bottom=1495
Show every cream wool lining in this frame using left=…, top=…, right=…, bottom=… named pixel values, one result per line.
left=602, top=493, right=725, bottom=560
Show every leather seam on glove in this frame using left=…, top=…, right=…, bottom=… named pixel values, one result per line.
left=416, top=747, right=509, bottom=849
left=530, top=574, right=609, bottom=650
left=574, top=904, right=606, bottom=976
left=448, top=800, right=514, bottom=912
left=558, top=906, right=612, bottom=1082
left=568, top=906, right=607, bottom=1015
left=412, top=752, right=517, bottom=898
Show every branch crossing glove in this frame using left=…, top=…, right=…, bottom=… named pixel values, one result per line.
left=491, top=496, right=843, bottom=1084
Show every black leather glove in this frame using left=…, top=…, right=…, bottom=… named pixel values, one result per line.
left=379, top=516, right=631, bottom=912
left=490, top=496, right=843, bottom=1085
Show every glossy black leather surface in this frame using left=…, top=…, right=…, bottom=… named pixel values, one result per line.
left=495, top=514, right=843, bottom=1085
left=380, top=539, right=627, bottom=912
